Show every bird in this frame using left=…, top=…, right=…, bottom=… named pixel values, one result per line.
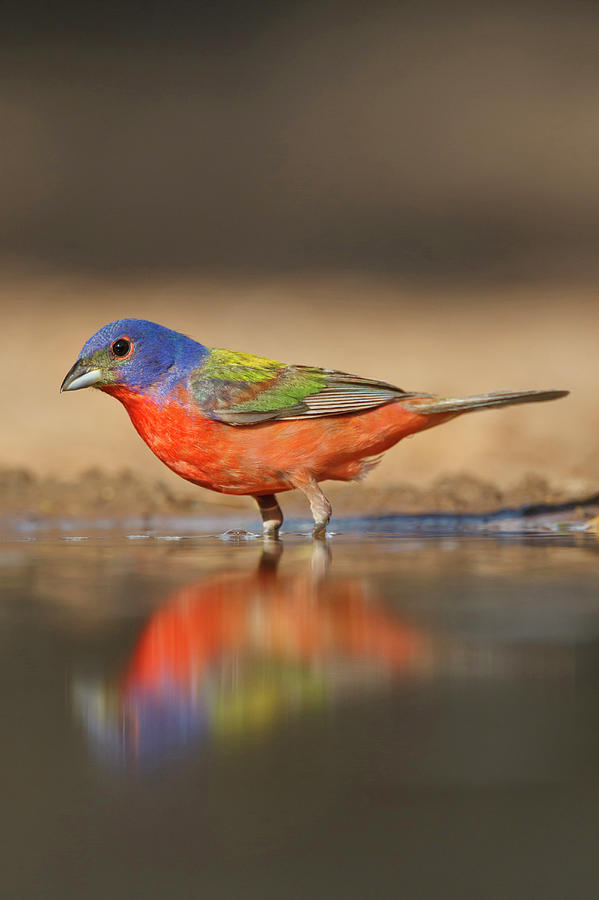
left=61, top=318, right=568, bottom=538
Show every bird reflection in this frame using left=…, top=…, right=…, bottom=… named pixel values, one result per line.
left=72, top=543, right=428, bottom=769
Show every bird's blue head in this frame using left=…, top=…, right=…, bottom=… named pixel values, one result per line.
left=61, top=319, right=208, bottom=395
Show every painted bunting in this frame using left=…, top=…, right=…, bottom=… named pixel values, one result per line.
left=61, top=318, right=568, bottom=536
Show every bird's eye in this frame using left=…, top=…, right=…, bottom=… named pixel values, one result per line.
left=111, top=337, right=132, bottom=359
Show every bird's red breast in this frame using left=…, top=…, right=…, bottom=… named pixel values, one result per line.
left=103, top=384, right=445, bottom=495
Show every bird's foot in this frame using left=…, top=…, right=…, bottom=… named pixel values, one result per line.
left=262, top=520, right=282, bottom=540
left=255, top=494, right=283, bottom=541
left=312, top=522, right=328, bottom=540
left=284, top=474, right=332, bottom=541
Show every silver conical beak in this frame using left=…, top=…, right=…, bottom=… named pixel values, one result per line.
left=60, top=360, right=103, bottom=392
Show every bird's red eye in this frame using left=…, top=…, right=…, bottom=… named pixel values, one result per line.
left=111, top=337, right=133, bottom=359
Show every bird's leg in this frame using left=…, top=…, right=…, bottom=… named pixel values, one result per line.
left=255, top=494, right=283, bottom=539
left=288, top=476, right=332, bottom=539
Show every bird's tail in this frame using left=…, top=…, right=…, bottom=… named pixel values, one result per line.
left=404, top=389, right=569, bottom=416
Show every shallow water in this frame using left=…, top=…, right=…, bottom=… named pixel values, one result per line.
left=2, top=529, right=599, bottom=898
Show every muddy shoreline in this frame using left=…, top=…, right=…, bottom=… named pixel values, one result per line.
left=1, top=466, right=596, bottom=524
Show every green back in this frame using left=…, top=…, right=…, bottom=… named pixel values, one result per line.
left=190, top=347, right=410, bottom=425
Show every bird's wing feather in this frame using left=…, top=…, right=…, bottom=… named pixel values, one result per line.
left=190, top=349, right=415, bottom=425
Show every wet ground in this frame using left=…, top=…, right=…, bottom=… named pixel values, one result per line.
left=2, top=519, right=599, bottom=898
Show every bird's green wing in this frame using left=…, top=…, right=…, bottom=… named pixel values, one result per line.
left=190, top=348, right=414, bottom=425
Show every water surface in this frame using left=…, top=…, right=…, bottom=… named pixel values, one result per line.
left=2, top=531, right=599, bottom=898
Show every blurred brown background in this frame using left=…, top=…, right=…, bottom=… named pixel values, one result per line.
left=2, top=1, right=598, bottom=504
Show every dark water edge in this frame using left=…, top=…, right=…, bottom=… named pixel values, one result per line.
left=2, top=529, right=599, bottom=898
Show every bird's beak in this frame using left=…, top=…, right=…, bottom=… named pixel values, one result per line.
left=60, top=359, right=103, bottom=392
